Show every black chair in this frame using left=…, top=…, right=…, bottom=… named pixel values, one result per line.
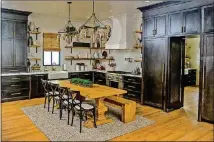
left=41, top=79, right=54, bottom=111
left=63, top=89, right=80, bottom=125
left=69, top=91, right=97, bottom=133
left=47, top=82, right=59, bottom=112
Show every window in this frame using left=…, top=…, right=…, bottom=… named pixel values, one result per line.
left=43, top=51, right=60, bottom=66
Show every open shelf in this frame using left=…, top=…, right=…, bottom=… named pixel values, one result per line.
left=135, top=30, right=143, bottom=34
left=65, top=46, right=105, bottom=49
left=29, top=45, right=41, bottom=48
left=28, top=31, right=41, bottom=34
left=28, top=58, right=41, bottom=61
left=134, top=59, right=142, bottom=62
left=64, top=57, right=114, bottom=61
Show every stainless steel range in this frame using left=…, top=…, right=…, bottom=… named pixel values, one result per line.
left=106, top=71, right=131, bottom=89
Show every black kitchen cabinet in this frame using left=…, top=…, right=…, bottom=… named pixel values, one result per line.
left=203, top=5, right=214, bottom=33
left=144, top=18, right=155, bottom=37
left=183, top=9, right=201, bottom=34
left=169, top=12, right=183, bottom=35
left=123, top=76, right=141, bottom=102
left=1, top=75, right=30, bottom=102
left=79, top=72, right=93, bottom=81
left=184, top=69, right=196, bottom=86
left=201, top=34, right=214, bottom=123
left=169, top=9, right=201, bottom=35
left=94, top=72, right=106, bottom=85
left=144, top=38, right=166, bottom=108
left=31, top=74, right=48, bottom=98
left=144, top=15, right=166, bottom=37
left=68, top=72, right=79, bottom=78
left=1, top=9, right=31, bottom=72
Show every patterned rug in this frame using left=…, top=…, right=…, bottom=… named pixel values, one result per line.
left=22, top=104, right=155, bottom=141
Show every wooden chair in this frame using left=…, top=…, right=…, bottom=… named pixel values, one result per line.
left=70, top=91, right=97, bottom=133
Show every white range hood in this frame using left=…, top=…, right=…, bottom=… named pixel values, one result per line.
left=105, top=13, right=134, bottom=49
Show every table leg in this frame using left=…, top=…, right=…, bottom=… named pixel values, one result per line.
left=84, top=98, right=112, bottom=128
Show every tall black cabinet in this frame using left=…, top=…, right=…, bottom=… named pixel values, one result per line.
left=138, top=0, right=214, bottom=123
left=1, top=9, right=31, bottom=72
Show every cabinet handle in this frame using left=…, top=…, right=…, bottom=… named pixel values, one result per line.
left=127, top=79, right=133, bottom=81
left=12, top=78, right=21, bottom=80
left=203, top=66, right=206, bottom=89
left=184, top=26, right=186, bottom=32
left=9, top=70, right=18, bottom=72
left=153, top=30, right=155, bottom=35
left=128, top=85, right=135, bottom=89
left=181, top=27, right=183, bottom=33
left=162, top=63, right=165, bottom=83
left=11, top=92, right=21, bottom=96
left=11, top=85, right=21, bottom=87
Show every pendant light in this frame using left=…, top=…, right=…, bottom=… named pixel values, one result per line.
left=58, top=2, right=78, bottom=43
left=79, top=1, right=111, bottom=44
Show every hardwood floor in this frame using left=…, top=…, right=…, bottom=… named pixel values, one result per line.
left=1, top=87, right=213, bottom=141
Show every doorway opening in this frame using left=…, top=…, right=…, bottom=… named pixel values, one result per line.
left=168, top=35, right=200, bottom=119
left=184, top=35, right=200, bottom=118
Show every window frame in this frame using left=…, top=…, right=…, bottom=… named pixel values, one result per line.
left=43, top=51, right=60, bottom=66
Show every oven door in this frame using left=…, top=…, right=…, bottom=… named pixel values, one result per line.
left=109, top=81, right=119, bottom=88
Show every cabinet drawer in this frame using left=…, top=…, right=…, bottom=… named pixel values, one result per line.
left=68, top=73, right=79, bottom=78
left=124, top=91, right=141, bottom=100
left=94, top=72, right=106, bottom=78
left=123, top=76, right=141, bottom=84
left=123, top=83, right=141, bottom=92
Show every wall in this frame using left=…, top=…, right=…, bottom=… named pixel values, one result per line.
left=185, top=37, right=200, bottom=85
left=28, top=11, right=142, bottom=72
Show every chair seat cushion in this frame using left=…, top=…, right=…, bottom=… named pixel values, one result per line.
left=75, top=103, right=94, bottom=110
left=46, top=91, right=59, bottom=96
left=63, top=99, right=80, bottom=105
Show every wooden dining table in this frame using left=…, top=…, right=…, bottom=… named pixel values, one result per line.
left=49, top=80, right=127, bottom=128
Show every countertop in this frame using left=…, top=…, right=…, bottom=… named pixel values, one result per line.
left=1, top=70, right=142, bottom=78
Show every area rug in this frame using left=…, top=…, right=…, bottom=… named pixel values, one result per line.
left=22, top=104, right=155, bottom=141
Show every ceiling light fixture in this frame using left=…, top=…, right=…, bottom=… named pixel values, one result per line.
left=78, top=1, right=111, bottom=46
left=58, top=1, right=78, bottom=43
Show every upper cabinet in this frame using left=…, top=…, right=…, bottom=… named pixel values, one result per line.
left=169, top=12, right=183, bottom=35
left=169, top=8, right=201, bottom=35
left=203, top=5, right=214, bottom=33
left=144, top=15, right=166, bottom=37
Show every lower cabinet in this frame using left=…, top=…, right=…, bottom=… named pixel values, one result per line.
left=1, top=75, right=30, bottom=102
left=184, top=69, right=196, bottom=86
left=94, top=72, right=106, bottom=85
left=123, top=76, right=141, bottom=102
left=68, top=72, right=93, bottom=81
left=30, top=74, right=48, bottom=98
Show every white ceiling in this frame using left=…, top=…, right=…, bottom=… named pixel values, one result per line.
left=2, top=1, right=161, bottom=21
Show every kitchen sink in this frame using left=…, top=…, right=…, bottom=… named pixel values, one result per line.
left=48, top=71, right=68, bottom=79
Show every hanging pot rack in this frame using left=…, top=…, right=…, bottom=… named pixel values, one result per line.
left=58, top=2, right=78, bottom=36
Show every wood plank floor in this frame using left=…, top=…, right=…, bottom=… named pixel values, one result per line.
left=1, top=87, right=213, bottom=141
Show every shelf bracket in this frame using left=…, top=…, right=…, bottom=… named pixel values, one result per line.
left=71, top=48, right=72, bottom=53
left=70, top=60, right=72, bottom=65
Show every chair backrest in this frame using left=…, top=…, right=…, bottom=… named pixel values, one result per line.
left=67, top=90, right=83, bottom=105
left=49, top=82, right=59, bottom=95
left=41, top=79, right=48, bottom=94
left=58, top=86, right=68, bottom=99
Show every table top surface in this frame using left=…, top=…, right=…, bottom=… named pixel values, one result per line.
left=49, top=80, right=127, bottom=99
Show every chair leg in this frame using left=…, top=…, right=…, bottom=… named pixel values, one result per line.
left=44, top=96, right=47, bottom=108
left=59, top=99, right=62, bottom=120
left=48, top=96, right=50, bottom=112
left=71, top=111, right=75, bottom=126
left=79, top=111, right=82, bottom=133
left=93, top=108, right=97, bottom=128
left=67, top=107, right=70, bottom=125
left=85, top=112, right=88, bottom=121
left=52, top=97, right=55, bottom=114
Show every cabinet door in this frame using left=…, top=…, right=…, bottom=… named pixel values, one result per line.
left=2, top=39, right=14, bottom=67
left=155, top=15, right=166, bottom=36
left=14, top=39, right=27, bottom=66
left=200, top=34, right=214, bottom=123
left=14, top=22, right=27, bottom=39
left=183, top=9, right=201, bottom=34
left=169, top=12, right=183, bottom=35
left=2, top=20, right=13, bottom=39
left=203, top=6, right=214, bottom=33
left=144, top=38, right=166, bottom=108
left=144, top=18, right=155, bottom=37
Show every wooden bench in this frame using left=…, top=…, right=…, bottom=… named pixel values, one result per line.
left=104, top=96, right=136, bottom=123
